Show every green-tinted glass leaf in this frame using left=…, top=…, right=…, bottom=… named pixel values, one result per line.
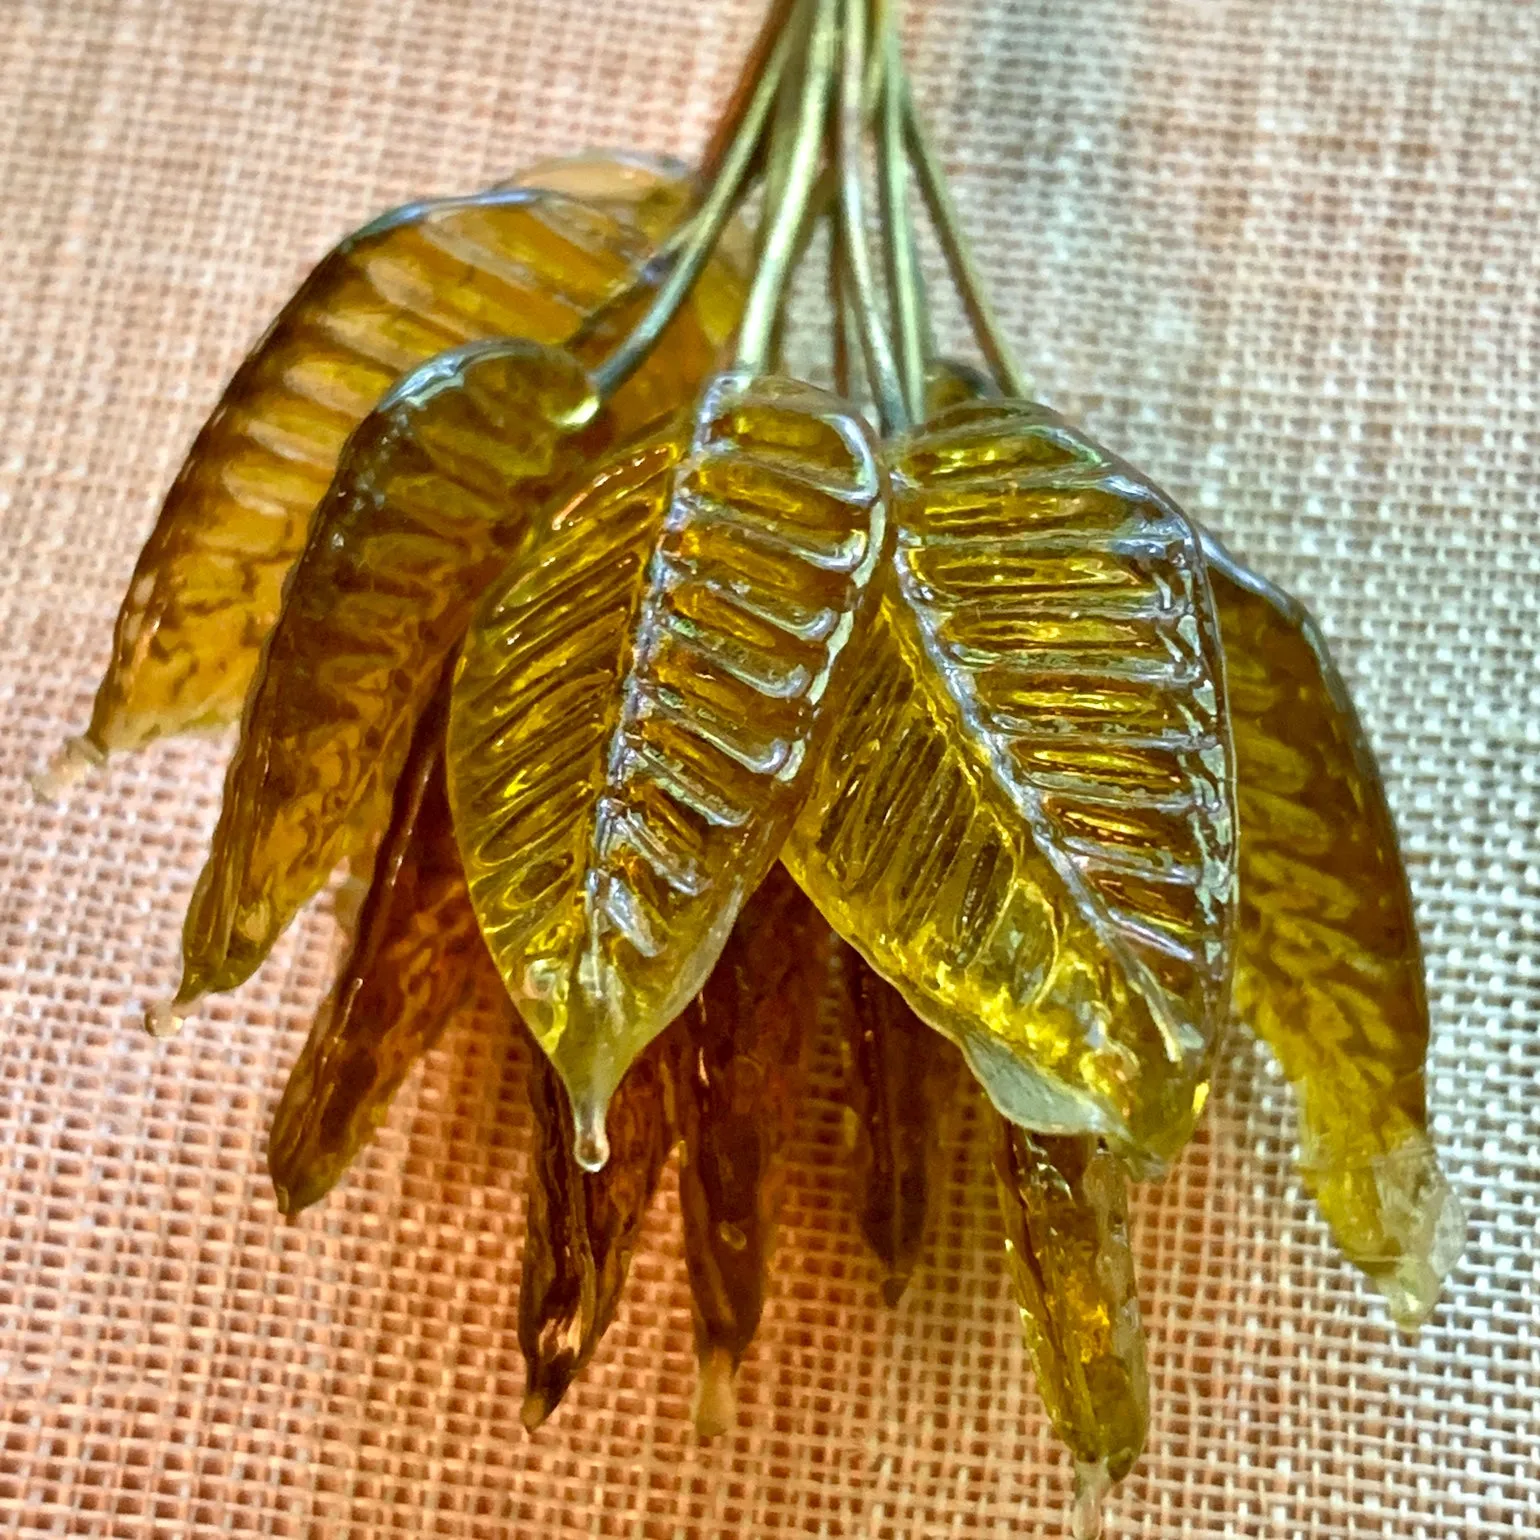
left=787, top=399, right=1237, bottom=1171
left=1208, top=533, right=1464, bottom=1326
left=994, top=1122, right=1148, bottom=1507
left=448, top=372, right=887, bottom=1169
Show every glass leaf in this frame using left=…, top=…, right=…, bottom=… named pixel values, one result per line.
left=923, top=356, right=1000, bottom=416
left=676, top=864, right=824, bottom=1436
left=173, top=339, right=608, bottom=1012
left=77, top=172, right=743, bottom=763
left=787, top=399, right=1237, bottom=1171
left=505, top=149, right=755, bottom=282
left=833, top=938, right=960, bottom=1305
left=1208, top=533, right=1465, bottom=1327
left=504, top=149, right=700, bottom=233
left=993, top=1122, right=1148, bottom=1511
left=447, top=372, right=887, bottom=1171
left=519, top=1028, right=679, bottom=1430
left=266, top=673, right=489, bottom=1215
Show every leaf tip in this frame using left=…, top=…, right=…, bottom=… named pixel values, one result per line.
left=267, top=1148, right=333, bottom=1218
left=1071, top=1460, right=1111, bottom=1540
left=692, top=1347, right=737, bottom=1439
left=31, top=735, right=103, bottom=803
left=143, top=1000, right=184, bottom=1040
left=571, top=1090, right=612, bottom=1173
left=1376, top=1152, right=1467, bottom=1332
left=520, top=1390, right=551, bottom=1434
left=270, top=1180, right=304, bottom=1221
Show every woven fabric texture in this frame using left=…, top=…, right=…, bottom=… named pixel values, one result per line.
left=2, top=0, right=1537, bottom=1535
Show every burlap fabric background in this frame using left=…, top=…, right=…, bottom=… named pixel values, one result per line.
left=2, top=0, right=1536, bottom=1534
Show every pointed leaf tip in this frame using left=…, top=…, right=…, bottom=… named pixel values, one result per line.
left=517, top=1036, right=679, bottom=1418
left=995, top=1124, right=1148, bottom=1483
left=692, top=1348, right=738, bottom=1439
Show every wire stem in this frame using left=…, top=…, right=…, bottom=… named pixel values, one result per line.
left=754, top=0, right=811, bottom=264
left=736, top=0, right=838, bottom=370
left=829, top=214, right=854, bottom=397
left=592, top=10, right=796, bottom=398
left=764, top=165, right=838, bottom=371
left=700, top=0, right=804, bottom=183
left=838, top=0, right=907, bottom=430
left=863, top=0, right=889, bottom=113
left=903, top=78, right=1028, bottom=399
left=877, top=6, right=927, bottom=422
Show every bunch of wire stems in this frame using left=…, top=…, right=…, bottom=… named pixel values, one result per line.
left=584, top=0, right=1028, bottom=428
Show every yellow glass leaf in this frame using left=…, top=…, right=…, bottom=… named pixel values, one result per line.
left=993, top=1121, right=1148, bottom=1517
left=75, top=173, right=743, bottom=765
left=266, top=676, right=490, bottom=1215
left=519, top=1028, right=680, bottom=1431
left=833, top=937, right=960, bottom=1305
left=786, top=398, right=1237, bottom=1171
left=171, top=340, right=608, bottom=1015
left=1208, top=534, right=1465, bottom=1326
left=676, top=864, right=824, bottom=1436
left=448, top=372, right=887, bottom=1171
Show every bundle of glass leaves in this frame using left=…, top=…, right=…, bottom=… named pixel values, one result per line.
left=45, top=0, right=1464, bottom=1529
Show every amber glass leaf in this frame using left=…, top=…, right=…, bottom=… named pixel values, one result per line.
left=677, top=865, right=823, bottom=1435
left=171, top=340, right=608, bottom=1016
left=503, top=153, right=750, bottom=428
left=787, top=399, right=1237, bottom=1170
left=994, top=1122, right=1148, bottom=1511
left=266, top=675, right=490, bottom=1215
left=519, top=1030, right=679, bottom=1430
left=78, top=175, right=742, bottom=763
left=507, top=150, right=755, bottom=284
left=448, top=372, right=887, bottom=1169
left=507, top=150, right=696, bottom=234
left=834, top=939, right=960, bottom=1304
left=922, top=356, right=999, bottom=417
left=1208, top=535, right=1464, bottom=1326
